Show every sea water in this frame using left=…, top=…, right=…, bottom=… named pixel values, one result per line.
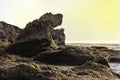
left=109, top=63, right=120, bottom=74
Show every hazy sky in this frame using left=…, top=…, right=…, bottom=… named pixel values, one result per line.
left=0, top=0, right=120, bottom=43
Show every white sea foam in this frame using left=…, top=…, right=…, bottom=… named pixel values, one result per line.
left=109, top=63, right=120, bottom=74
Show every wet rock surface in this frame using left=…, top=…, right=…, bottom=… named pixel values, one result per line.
left=6, top=38, right=52, bottom=57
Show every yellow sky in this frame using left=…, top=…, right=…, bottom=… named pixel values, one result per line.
left=0, top=0, right=119, bottom=43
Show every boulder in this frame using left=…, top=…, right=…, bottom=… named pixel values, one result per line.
left=0, top=21, right=22, bottom=43
left=34, top=46, right=110, bottom=67
left=6, top=38, right=53, bottom=57
left=6, top=13, right=63, bottom=57
left=0, top=62, right=41, bottom=80
left=17, top=13, right=63, bottom=40
left=51, top=28, right=65, bottom=45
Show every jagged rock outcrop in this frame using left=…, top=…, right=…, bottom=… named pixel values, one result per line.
left=6, top=13, right=63, bottom=57
left=1, top=12, right=119, bottom=80
left=0, top=21, right=22, bottom=44
left=17, top=13, right=63, bottom=40
left=52, top=28, right=65, bottom=45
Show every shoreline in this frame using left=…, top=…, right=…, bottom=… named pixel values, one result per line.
left=109, top=62, right=120, bottom=74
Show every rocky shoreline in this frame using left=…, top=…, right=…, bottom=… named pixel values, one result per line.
left=0, top=13, right=120, bottom=80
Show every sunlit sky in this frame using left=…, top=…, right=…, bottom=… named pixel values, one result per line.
left=0, top=0, right=120, bottom=43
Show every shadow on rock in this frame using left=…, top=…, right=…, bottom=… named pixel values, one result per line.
left=34, top=46, right=110, bottom=67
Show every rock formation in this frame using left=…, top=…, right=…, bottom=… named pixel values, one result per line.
left=6, top=13, right=63, bottom=57
left=0, top=13, right=119, bottom=80
left=91, top=46, right=120, bottom=63
left=17, top=13, right=63, bottom=40
left=52, top=28, right=65, bottom=45
left=34, top=46, right=110, bottom=67
left=0, top=53, right=119, bottom=80
left=0, top=21, right=22, bottom=43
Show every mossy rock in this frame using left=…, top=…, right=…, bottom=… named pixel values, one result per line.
left=50, top=39, right=58, bottom=49
left=0, top=62, right=40, bottom=80
left=0, top=39, right=10, bottom=47
left=74, top=61, right=118, bottom=80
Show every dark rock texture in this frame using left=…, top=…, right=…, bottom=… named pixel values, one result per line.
left=91, top=46, right=120, bottom=63
left=34, top=46, right=110, bottom=67
left=0, top=54, right=119, bottom=80
left=52, top=28, right=65, bottom=45
left=0, top=13, right=119, bottom=80
left=6, top=38, right=52, bottom=57
left=6, top=13, right=63, bottom=57
left=0, top=21, right=22, bottom=43
left=74, top=61, right=118, bottom=80
left=0, top=62, right=41, bottom=80
left=0, top=45, right=119, bottom=80
left=17, top=13, right=63, bottom=40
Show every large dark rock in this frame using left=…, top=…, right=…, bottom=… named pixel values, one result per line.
left=6, top=38, right=52, bottom=57
left=52, top=28, right=65, bottom=45
left=0, top=21, right=22, bottom=44
left=6, top=13, right=63, bottom=57
left=0, top=62, right=41, bottom=80
left=17, top=13, right=63, bottom=40
left=34, top=46, right=110, bottom=67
